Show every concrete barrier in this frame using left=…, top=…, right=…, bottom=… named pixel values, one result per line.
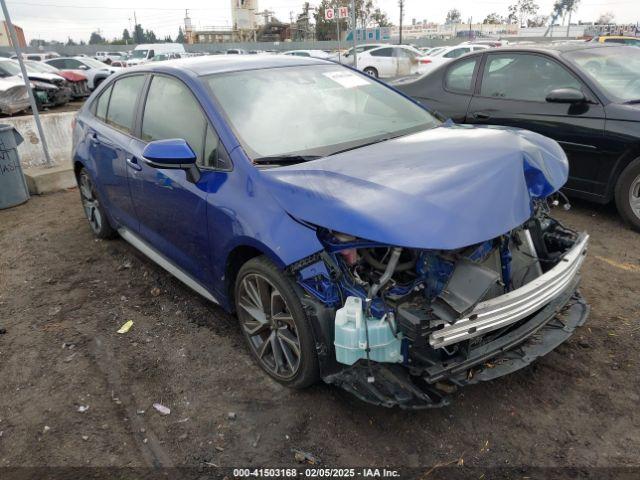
left=1, top=111, right=76, bottom=194
left=2, top=111, right=74, bottom=169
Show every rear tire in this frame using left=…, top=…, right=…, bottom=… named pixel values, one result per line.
left=363, top=67, right=378, bottom=78
left=77, top=168, right=117, bottom=239
left=234, top=256, right=320, bottom=389
left=614, top=158, right=640, bottom=232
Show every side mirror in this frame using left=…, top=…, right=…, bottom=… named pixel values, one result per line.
left=78, top=65, right=89, bottom=70
left=545, top=88, right=586, bottom=104
left=142, top=139, right=201, bottom=182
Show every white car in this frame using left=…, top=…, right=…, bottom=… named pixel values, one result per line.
left=417, top=44, right=490, bottom=75
left=330, top=44, right=386, bottom=65
left=44, top=57, right=120, bottom=90
left=282, top=50, right=332, bottom=59
left=357, top=45, right=423, bottom=78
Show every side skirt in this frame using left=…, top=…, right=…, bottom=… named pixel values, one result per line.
left=118, top=227, right=219, bottom=305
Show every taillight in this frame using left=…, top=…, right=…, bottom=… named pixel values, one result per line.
left=419, top=59, right=432, bottom=64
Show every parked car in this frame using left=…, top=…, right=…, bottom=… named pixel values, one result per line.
left=394, top=43, right=640, bottom=230
left=330, top=43, right=385, bottom=65
left=416, top=44, right=490, bottom=75
left=357, top=44, right=423, bottom=78
left=282, top=50, right=332, bottom=59
left=0, top=76, right=30, bottom=115
left=127, top=44, right=186, bottom=66
left=225, top=49, right=247, bottom=55
left=24, top=60, right=90, bottom=99
left=72, top=55, right=589, bottom=408
left=589, top=35, right=640, bottom=47
left=44, top=57, right=119, bottom=90
left=151, top=53, right=182, bottom=62
left=0, top=59, right=70, bottom=108
left=12, top=52, right=59, bottom=61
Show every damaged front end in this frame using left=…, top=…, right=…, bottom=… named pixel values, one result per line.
left=289, top=201, right=589, bottom=408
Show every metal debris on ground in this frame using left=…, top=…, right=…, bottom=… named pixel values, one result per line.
left=292, top=448, right=320, bottom=464
left=153, top=403, right=171, bottom=416
left=227, top=412, right=237, bottom=420
left=77, top=405, right=89, bottom=413
left=117, top=320, right=134, bottom=334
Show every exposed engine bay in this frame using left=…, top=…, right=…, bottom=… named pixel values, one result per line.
left=289, top=199, right=589, bottom=408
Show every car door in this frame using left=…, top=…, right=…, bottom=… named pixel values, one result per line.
left=87, top=75, right=146, bottom=230
left=125, top=74, right=230, bottom=286
left=467, top=52, right=607, bottom=197
left=368, top=47, right=395, bottom=77
left=398, top=55, right=481, bottom=122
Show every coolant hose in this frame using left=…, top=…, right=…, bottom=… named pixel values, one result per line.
left=368, top=247, right=403, bottom=299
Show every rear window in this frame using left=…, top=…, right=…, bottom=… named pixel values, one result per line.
left=105, top=75, right=145, bottom=133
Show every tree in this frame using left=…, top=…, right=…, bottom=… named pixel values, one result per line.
left=144, top=30, right=157, bottom=43
left=527, top=14, right=548, bottom=27
left=483, top=12, right=505, bottom=24
left=507, top=0, right=539, bottom=26
left=122, top=28, right=131, bottom=43
left=133, top=23, right=145, bottom=43
left=163, top=35, right=173, bottom=43
left=89, top=31, right=106, bottom=45
left=370, top=8, right=392, bottom=27
left=596, top=11, right=614, bottom=24
left=66, top=37, right=77, bottom=46
left=445, top=9, right=462, bottom=25
left=176, top=26, right=185, bottom=43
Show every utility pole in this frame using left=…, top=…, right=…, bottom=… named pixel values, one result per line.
left=398, top=0, right=404, bottom=44
left=133, top=11, right=138, bottom=43
left=0, top=0, right=52, bottom=166
left=351, top=0, right=357, bottom=68
left=566, top=9, right=572, bottom=37
left=469, top=16, right=472, bottom=41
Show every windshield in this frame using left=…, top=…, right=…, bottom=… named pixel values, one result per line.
left=204, top=65, right=440, bottom=160
left=24, top=61, right=58, bottom=73
left=0, top=61, right=22, bottom=75
left=565, top=46, right=640, bottom=102
left=132, top=50, right=149, bottom=59
left=79, top=57, right=109, bottom=69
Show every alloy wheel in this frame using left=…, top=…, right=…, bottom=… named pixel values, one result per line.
left=630, top=174, right=640, bottom=220
left=79, top=172, right=103, bottom=234
left=237, top=273, right=302, bottom=379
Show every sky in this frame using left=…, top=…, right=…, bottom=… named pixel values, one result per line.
left=4, top=0, right=639, bottom=44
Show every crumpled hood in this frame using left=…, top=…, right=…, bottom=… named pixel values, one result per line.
left=261, top=124, right=568, bottom=250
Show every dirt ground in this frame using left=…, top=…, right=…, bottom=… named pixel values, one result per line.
left=0, top=189, right=639, bottom=475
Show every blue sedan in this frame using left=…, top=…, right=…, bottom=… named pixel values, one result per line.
left=72, top=55, right=589, bottom=408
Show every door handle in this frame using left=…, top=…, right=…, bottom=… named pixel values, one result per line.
left=126, top=156, right=142, bottom=171
left=89, top=132, right=99, bottom=145
left=472, top=112, right=491, bottom=120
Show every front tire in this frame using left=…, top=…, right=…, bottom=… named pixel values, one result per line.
left=363, top=67, right=378, bottom=78
left=614, top=158, right=640, bottom=232
left=78, top=168, right=117, bottom=239
left=234, top=256, right=320, bottom=389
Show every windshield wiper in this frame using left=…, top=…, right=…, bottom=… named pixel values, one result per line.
left=326, top=133, right=407, bottom=157
left=253, top=154, right=322, bottom=166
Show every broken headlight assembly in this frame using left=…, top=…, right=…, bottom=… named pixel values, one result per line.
left=289, top=201, right=589, bottom=408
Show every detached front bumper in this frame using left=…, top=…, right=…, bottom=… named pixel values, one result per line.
left=323, top=236, right=590, bottom=409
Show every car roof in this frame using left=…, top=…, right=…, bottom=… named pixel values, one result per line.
left=460, top=42, right=623, bottom=55
left=127, top=54, right=330, bottom=76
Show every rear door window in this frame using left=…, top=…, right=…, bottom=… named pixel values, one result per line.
left=370, top=48, right=393, bottom=57
left=105, top=75, right=145, bottom=133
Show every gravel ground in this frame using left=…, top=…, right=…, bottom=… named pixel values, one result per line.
left=0, top=189, right=639, bottom=476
